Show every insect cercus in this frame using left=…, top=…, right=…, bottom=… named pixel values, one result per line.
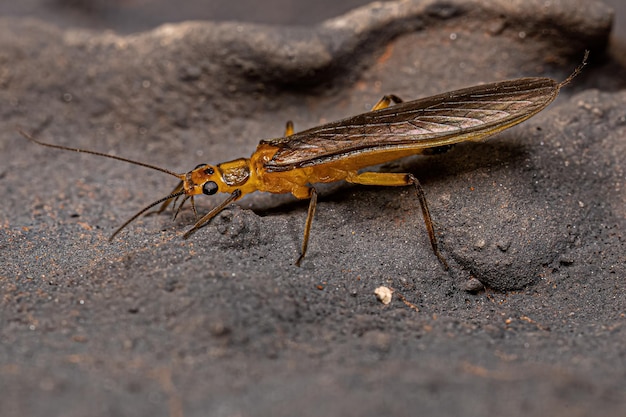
left=19, top=51, right=589, bottom=269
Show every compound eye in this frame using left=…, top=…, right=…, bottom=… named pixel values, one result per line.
left=202, top=181, right=218, bottom=195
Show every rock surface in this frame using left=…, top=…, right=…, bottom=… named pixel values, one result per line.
left=0, top=1, right=624, bottom=416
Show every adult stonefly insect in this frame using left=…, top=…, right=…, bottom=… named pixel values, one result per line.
left=20, top=51, right=588, bottom=269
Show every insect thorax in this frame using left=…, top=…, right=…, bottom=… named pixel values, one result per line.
left=217, top=158, right=251, bottom=187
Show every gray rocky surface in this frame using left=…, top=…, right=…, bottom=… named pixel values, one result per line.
left=0, top=0, right=624, bottom=416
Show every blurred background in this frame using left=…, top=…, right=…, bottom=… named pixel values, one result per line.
left=1, top=0, right=624, bottom=42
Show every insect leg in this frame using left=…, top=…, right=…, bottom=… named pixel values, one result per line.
left=346, top=172, right=449, bottom=270
left=284, top=121, right=294, bottom=136
left=370, top=94, right=403, bottom=111
left=182, top=189, right=242, bottom=239
left=189, top=196, right=198, bottom=219
left=295, top=187, right=318, bottom=267
left=172, top=195, right=199, bottom=220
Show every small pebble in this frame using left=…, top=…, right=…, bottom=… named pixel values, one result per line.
left=374, top=286, right=393, bottom=304
left=464, top=278, right=485, bottom=293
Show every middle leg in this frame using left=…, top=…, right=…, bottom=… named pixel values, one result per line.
left=346, top=171, right=448, bottom=269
